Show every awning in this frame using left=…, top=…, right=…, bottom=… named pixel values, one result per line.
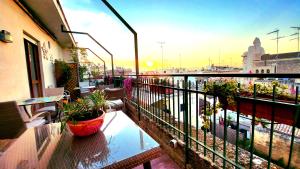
left=15, top=0, right=75, bottom=48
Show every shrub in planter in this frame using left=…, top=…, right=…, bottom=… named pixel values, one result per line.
left=204, top=78, right=300, bottom=127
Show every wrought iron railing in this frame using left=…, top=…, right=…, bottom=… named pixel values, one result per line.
left=125, top=73, right=300, bottom=169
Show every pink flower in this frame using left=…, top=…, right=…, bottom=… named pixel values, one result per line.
left=123, top=78, right=133, bottom=99
left=290, top=87, right=296, bottom=95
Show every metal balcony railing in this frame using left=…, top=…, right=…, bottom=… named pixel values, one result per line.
left=125, top=73, right=300, bottom=169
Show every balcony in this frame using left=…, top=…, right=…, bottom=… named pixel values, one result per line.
left=1, top=0, right=300, bottom=168
left=122, top=73, right=300, bottom=169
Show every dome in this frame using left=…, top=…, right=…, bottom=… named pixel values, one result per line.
left=253, top=37, right=261, bottom=47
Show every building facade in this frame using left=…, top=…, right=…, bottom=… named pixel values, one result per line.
left=0, top=0, right=75, bottom=102
left=242, top=37, right=300, bottom=74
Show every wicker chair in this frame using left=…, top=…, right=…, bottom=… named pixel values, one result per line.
left=104, top=88, right=125, bottom=112
left=0, top=101, right=51, bottom=139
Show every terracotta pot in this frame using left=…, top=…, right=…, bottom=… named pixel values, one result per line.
left=67, top=111, right=105, bottom=137
left=228, top=98, right=299, bottom=127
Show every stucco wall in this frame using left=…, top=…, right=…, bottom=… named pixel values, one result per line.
left=0, top=0, right=68, bottom=101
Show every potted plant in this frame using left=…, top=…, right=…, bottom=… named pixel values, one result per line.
left=59, top=90, right=106, bottom=136
left=204, top=78, right=300, bottom=127
left=150, top=77, right=173, bottom=94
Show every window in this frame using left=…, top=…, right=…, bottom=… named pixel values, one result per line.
left=267, top=69, right=270, bottom=73
left=256, top=69, right=259, bottom=74
left=261, top=69, right=264, bottom=74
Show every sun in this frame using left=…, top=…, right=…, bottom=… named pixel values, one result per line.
left=146, top=61, right=153, bottom=67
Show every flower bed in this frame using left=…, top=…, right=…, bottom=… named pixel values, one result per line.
left=205, top=79, right=300, bottom=127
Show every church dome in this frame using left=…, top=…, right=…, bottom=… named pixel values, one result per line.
left=253, top=37, right=261, bottom=46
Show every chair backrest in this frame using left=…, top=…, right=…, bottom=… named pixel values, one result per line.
left=0, top=101, right=26, bottom=139
left=104, top=88, right=125, bottom=100
left=44, top=87, right=64, bottom=97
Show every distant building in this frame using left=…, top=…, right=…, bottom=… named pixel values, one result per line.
left=242, top=38, right=300, bottom=74
left=242, top=37, right=265, bottom=73
left=256, top=52, right=300, bottom=73
left=203, top=64, right=242, bottom=73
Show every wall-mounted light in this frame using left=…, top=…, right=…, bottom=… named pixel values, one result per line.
left=0, top=30, right=13, bottom=43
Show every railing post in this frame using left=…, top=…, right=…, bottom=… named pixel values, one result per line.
left=183, top=75, right=189, bottom=165
left=137, top=76, right=140, bottom=120
left=101, top=0, right=140, bottom=119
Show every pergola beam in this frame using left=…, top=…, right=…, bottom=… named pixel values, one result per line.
left=77, top=47, right=106, bottom=76
left=61, top=25, right=114, bottom=77
left=101, top=0, right=140, bottom=119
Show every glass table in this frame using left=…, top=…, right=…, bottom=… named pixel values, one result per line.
left=16, top=95, right=64, bottom=120
left=16, top=95, right=64, bottom=106
left=0, top=111, right=161, bottom=169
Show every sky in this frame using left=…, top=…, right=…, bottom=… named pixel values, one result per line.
left=61, top=0, right=300, bottom=72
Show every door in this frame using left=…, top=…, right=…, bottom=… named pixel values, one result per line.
left=24, top=39, right=42, bottom=98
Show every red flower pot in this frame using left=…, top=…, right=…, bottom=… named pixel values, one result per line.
left=150, top=86, right=173, bottom=94
left=228, top=98, right=299, bottom=127
left=67, top=112, right=105, bottom=137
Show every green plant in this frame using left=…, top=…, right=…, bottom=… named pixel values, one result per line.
left=79, top=65, right=87, bottom=82
left=226, top=115, right=233, bottom=126
left=91, top=70, right=101, bottom=79
left=204, top=78, right=238, bottom=108
left=242, top=81, right=291, bottom=100
left=55, top=59, right=71, bottom=87
left=59, top=90, right=106, bottom=133
left=70, top=47, right=79, bottom=63
left=205, top=79, right=297, bottom=107
left=80, top=48, right=88, bottom=59
left=152, top=77, right=170, bottom=85
left=201, top=106, right=214, bottom=130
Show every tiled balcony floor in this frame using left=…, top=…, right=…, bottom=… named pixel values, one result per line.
left=133, top=152, right=181, bottom=169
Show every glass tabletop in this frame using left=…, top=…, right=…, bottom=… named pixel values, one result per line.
left=0, top=111, right=159, bottom=169
left=16, top=95, right=64, bottom=106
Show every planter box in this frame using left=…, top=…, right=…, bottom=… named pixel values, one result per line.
left=150, top=86, right=173, bottom=94
left=227, top=97, right=300, bottom=127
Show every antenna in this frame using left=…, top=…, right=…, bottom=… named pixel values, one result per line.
left=157, top=41, right=165, bottom=71
left=218, top=49, right=221, bottom=67
left=290, top=26, right=300, bottom=52
left=179, top=53, right=182, bottom=69
left=267, top=29, right=285, bottom=73
left=267, top=29, right=285, bottom=54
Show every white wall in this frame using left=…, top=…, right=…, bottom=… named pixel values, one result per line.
left=0, top=0, right=67, bottom=101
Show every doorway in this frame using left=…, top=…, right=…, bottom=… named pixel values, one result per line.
left=24, top=39, right=42, bottom=98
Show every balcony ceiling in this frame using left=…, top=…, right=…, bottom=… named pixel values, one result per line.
left=17, top=0, right=75, bottom=48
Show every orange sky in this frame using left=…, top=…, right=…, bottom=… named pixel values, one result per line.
left=62, top=1, right=300, bottom=72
